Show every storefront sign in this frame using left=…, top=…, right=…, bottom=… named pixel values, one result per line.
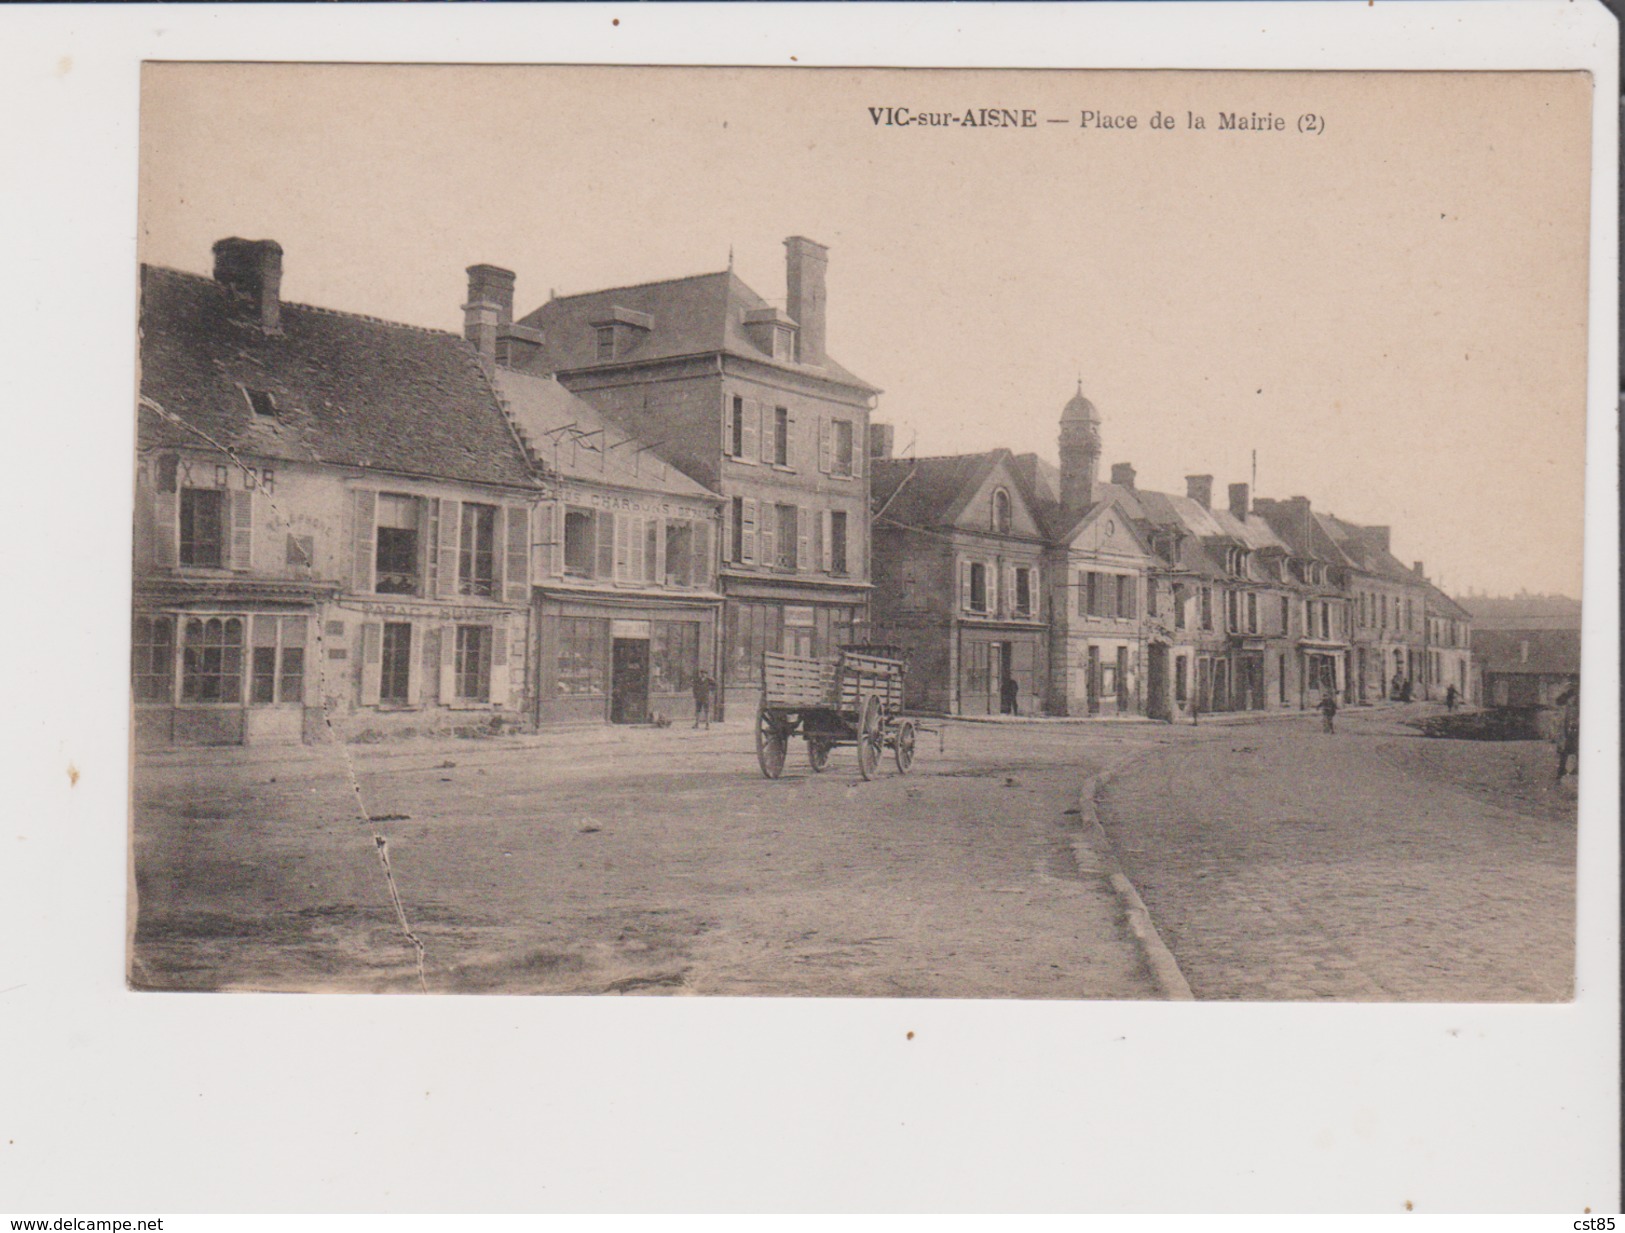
left=611, top=619, right=651, bottom=639
left=558, top=485, right=711, bottom=522
left=783, top=606, right=816, bottom=627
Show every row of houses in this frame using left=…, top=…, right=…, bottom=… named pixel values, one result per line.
left=132, top=235, right=1472, bottom=747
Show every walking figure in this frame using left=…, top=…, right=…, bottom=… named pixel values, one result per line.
left=1000, top=675, right=1019, bottom=716
left=692, top=669, right=715, bottom=730
left=1318, top=687, right=1338, bottom=734
left=1554, top=681, right=1580, bottom=782
left=1445, top=683, right=1459, bottom=712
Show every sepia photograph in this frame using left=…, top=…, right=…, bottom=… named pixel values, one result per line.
left=4, top=2, right=1617, bottom=1216
left=131, top=63, right=1588, bottom=1002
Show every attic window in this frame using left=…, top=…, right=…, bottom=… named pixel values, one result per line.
left=242, top=387, right=277, bottom=418
left=595, top=327, right=615, bottom=362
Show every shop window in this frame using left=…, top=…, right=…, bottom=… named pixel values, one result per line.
left=455, top=625, right=492, bottom=700
left=181, top=616, right=244, bottom=703
left=651, top=621, right=699, bottom=694
left=459, top=503, right=497, bottom=597
left=132, top=615, right=175, bottom=704
left=556, top=618, right=608, bottom=695
left=725, top=601, right=782, bottom=686
left=374, top=494, right=423, bottom=595
left=179, top=488, right=226, bottom=567
left=564, top=507, right=596, bottom=577
left=380, top=623, right=412, bottom=704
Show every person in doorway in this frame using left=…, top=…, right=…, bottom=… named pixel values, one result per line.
left=1400, top=677, right=1414, bottom=703
left=1000, top=675, right=1019, bottom=716
left=1554, top=681, right=1580, bottom=782
left=1318, top=687, right=1338, bottom=734
left=1391, top=671, right=1404, bottom=701
left=1445, top=683, right=1459, bottom=712
left=692, top=670, right=715, bottom=730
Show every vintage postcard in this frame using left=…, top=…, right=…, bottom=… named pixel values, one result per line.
left=130, top=63, right=1591, bottom=1004
left=4, top=3, right=1616, bottom=1215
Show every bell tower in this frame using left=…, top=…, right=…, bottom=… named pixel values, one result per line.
left=1059, top=381, right=1103, bottom=516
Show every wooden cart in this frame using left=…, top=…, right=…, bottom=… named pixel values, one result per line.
left=755, top=646, right=916, bottom=780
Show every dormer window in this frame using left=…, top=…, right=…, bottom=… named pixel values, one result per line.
left=241, top=386, right=277, bottom=417
left=595, top=327, right=615, bottom=361
left=992, top=488, right=1012, bottom=534
left=590, top=307, right=653, bottom=364
left=743, top=306, right=799, bottom=360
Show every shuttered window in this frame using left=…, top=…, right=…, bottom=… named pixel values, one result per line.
left=179, top=489, right=226, bottom=567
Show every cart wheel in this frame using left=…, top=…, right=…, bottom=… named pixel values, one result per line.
left=755, top=707, right=787, bottom=780
left=856, top=696, right=882, bottom=781
left=893, top=719, right=917, bottom=774
left=807, top=738, right=832, bottom=772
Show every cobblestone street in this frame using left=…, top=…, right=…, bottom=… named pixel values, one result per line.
left=1096, top=708, right=1578, bottom=1000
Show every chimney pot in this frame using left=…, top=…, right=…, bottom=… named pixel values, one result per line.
left=466, top=264, right=516, bottom=326
left=1186, top=474, right=1214, bottom=509
left=1228, top=482, right=1250, bottom=519
left=212, top=237, right=283, bottom=333
left=1111, top=462, right=1137, bottom=490
left=784, top=236, right=829, bottom=366
left=868, top=422, right=895, bottom=461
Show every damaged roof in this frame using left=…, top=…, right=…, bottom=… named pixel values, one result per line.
left=491, top=367, right=716, bottom=500
left=137, top=266, right=536, bottom=489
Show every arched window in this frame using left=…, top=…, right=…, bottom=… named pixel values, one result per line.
left=992, top=488, right=1012, bottom=534
left=181, top=616, right=244, bottom=703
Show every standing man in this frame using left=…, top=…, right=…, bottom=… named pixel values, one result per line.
left=1445, top=683, right=1459, bottom=712
left=692, top=669, right=715, bottom=730
left=1554, top=681, right=1580, bottom=781
left=1318, top=686, right=1339, bottom=734
left=1000, top=674, right=1019, bottom=716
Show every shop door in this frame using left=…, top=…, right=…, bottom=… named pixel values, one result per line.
left=611, top=638, right=650, bottom=724
left=783, top=624, right=813, bottom=658
left=1146, top=644, right=1169, bottom=720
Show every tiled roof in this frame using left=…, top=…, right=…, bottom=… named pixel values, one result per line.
left=1422, top=582, right=1473, bottom=621
left=871, top=452, right=998, bottom=526
left=1474, top=628, right=1581, bottom=676
left=519, top=270, right=879, bottom=393
left=491, top=367, right=716, bottom=500
left=137, top=266, right=536, bottom=489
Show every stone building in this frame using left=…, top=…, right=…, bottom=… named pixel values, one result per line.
left=869, top=447, right=1050, bottom=715
left=508, top=238, right=878, bottom=716
left=133, top=240, right=543, bottom=747
left=1421, top=581, right=1474, bottom=703
left=1308, top=512, right=1431, bottom=703
left=487, top=358, right=724, bottom=726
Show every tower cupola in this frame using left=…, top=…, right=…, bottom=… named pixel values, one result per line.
left=1059, top=381, right=1103, bottom=515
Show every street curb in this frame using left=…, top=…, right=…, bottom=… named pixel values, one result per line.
left=1074, top=769, right=1195, bottom=1002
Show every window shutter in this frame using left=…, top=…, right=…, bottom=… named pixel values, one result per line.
left=851, top=430, right=864, bottom=479
left=818, top=417, right=832, bottom=473
left=759, top=503, right=776, bottom=569
left=1127, top=576, right=1138, bottom=619
left=352, top=490, right=376, bottom=593
left=796, top=506, right=810, bottom=571
left=960, top=560, right=972, bottom=611
left=549, top=503, right=564, bottom=577
left=439, top=624, right=456, bottom=702
left=614, top=513, right=631, bottom=581
left=152, top=489, right=179, bottom=568
left=721, top=391, right=732, bottom=455
left=785, top=412, right=797, bottom=468
left=988, top=560, right=1000, bottom=616
left=1078, top=572, right=1088, bottom=617
left=594, top=510, right=615, bottom=580
left=758, top=401, right=774, bottom=463
left=407, top=623, right=424, bottom=706
left=360, top=621, right=383, bottom=706
left=740, top=399, right=758, bottom=462
left=505, top=504, right=530, bottom=602
left=1005, top=565, right=1017, bottom=616
left=742, top=499, right=757, bottom=564
left=654, top=519, right=668, bottom=585
left=694, top=519, right=712, bottom=587
left=489, top=625, right=509, bottom=705
left=721, top=501, right=733, bottom=566
left=436, top=499, right=459, bottom=599
left=820, top=511, right=832, bottom=572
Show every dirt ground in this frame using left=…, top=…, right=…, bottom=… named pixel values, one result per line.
left=131, top=720, right=1168, bottom=997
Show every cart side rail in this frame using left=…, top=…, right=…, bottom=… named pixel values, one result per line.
left=761, top=651, right=839, bottom=709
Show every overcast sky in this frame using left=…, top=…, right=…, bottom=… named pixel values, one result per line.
left=140, top=64, right=1592, bottom=597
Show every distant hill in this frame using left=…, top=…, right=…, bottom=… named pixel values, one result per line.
left=1456, top=594, right=1582, bottom=631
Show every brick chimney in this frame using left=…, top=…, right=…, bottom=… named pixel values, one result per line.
left=212, top=238, right=283, bottom=333
left=464, top=264, right=516, bottom=361
left=1186, top=474, right=1214, bottom=509
left=1111, top=462, right=1137, bottom=490
left=868, top=421, right=895, bottom=460
left=1413, top=560, right=1425, bottom=578
left=1228, top=482, right=1250, bottom=519
left=784, top=236, right=828, bottom=366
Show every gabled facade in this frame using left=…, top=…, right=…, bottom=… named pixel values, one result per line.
left=869, top=448, right=1049, bottom=715
left=133, top=242, right=543, bottom=748
left=1422, top=582, right=1474, bottom=703
left=489, top=361, right=725, bottom=725
left=510, top=238, right=878, bottom=716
